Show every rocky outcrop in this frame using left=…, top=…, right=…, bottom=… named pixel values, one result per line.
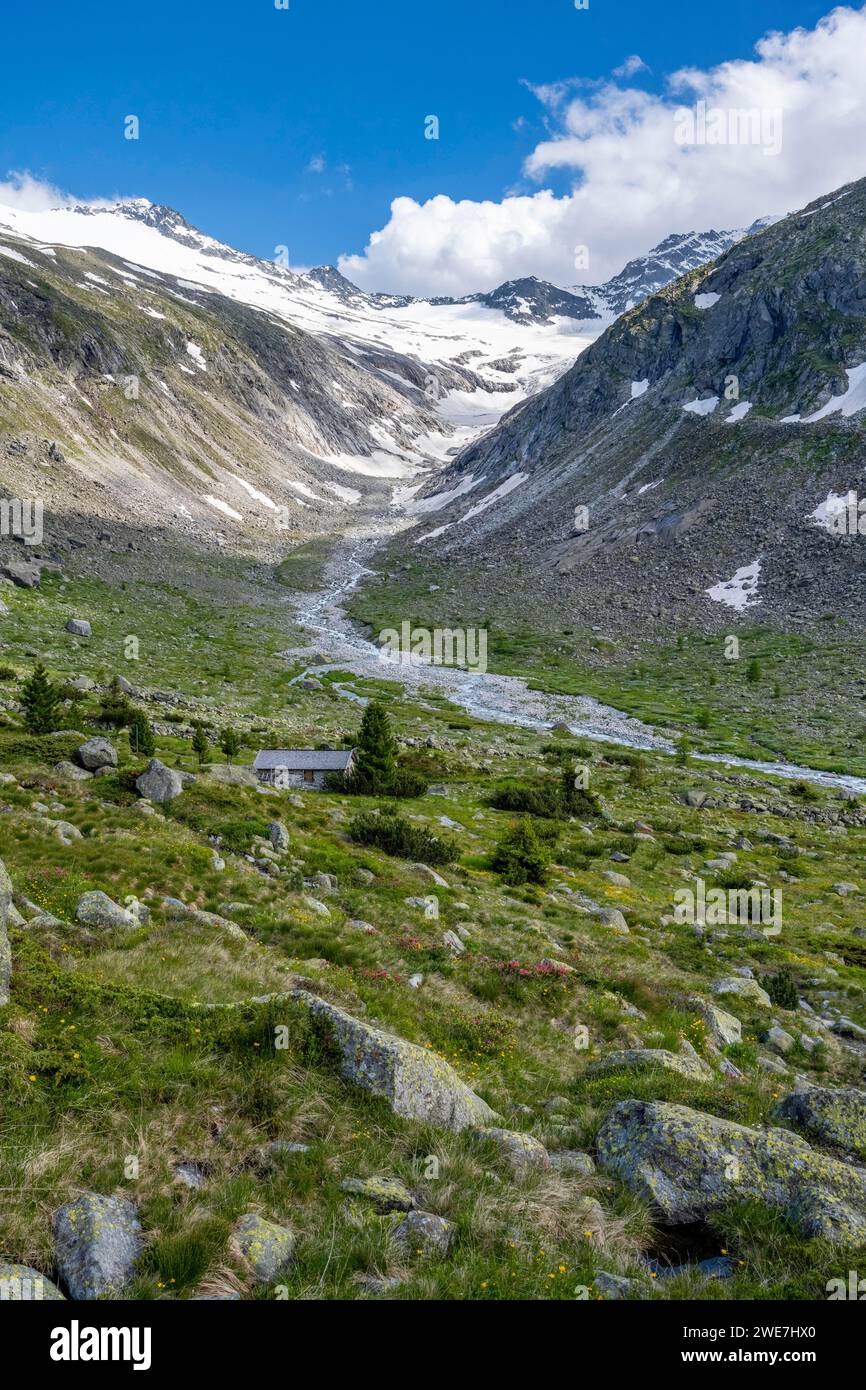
left=472, top=1127, right=550, bottom=1177
left=597, top=1099, right=866, bottom=1244
left=588, top=1047, right=713, bottom=1082
left=75, top=891, right=138, bottom=930
left=293, top=988, right=497, bottom=1132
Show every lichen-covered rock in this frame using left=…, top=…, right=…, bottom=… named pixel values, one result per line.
left=390, top=1210, right=454, bottom=1258
left=689, top=997, right=742, bottom=1046
left=53, top=760, right=93, bottom=781
left=75, top=891, right=137, bottom=930
left=340, top=1177, right=415, bottom=1212
left=302, top=896, right=330, bottom=918
left=65, top=618, right=92, bottom=637
left=75, top=736, right=117, bottom=771
left=293, top=988, right=497, bottom=1132
left=774, top=1086, right=866, bottom=1160
left=0, top=857, right=12, bottom=1006
left=267, top=821, right=290, bottom=851
left=588, top=1048, right=713, bottom=1082
left=597, top=1099, right=866, bottom=1244
left=763, top=1023, right=795, bottom=1054
left=549, top=1150, right=596, bottom=1176
left=0, top=1262, right=65, bottom=1300
left=135, top=758, right=186, bottom=803
left=712, top=977, right=771, bottom=1007
left=594, top=1270, right=636, bottom=1299
left=472, top=1127, right=550, bottom=1177
left=405, top=894, right=439, bottom=919
left=54, top=1194, right=142, bottom=1299
left=233, top=1214, right=295, bottom=1283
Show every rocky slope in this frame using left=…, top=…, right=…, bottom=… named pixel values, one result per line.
left=401, top=176, right=866, bottom=634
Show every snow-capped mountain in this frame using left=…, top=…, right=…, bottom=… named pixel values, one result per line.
left=398, top=179, right=866, bottom=633
left=587, top=219, right=777, bottom=316
left=0, top=191, right=773, bottom=561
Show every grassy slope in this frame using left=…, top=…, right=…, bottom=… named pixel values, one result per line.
left=1, top=547, right=865, bottom=1301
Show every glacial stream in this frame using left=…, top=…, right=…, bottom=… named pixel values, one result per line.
left=285, top=533, right=866, bottom=797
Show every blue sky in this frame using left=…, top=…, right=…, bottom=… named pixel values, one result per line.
left=0, top=0, right=832, bottom=280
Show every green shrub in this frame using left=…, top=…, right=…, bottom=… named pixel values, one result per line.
left=759, top=967, right=799, bottom=1011
left=347, top=808, right=457, bottom=864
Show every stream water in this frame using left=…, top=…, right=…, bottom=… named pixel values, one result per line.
left=284, top=531, right=866, bottom=797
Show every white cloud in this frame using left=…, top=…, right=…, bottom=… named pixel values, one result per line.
left=307, top=155, right=326, bottom=174
left=340, top=5, right=866, bottom=295
left=0, top=170, right=119, bottom=213
left=613, top=55, right=649, bottom=79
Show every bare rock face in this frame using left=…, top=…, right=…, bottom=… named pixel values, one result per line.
left=597, top=1099, right=866, bottom=1244
left=292, top=988, right=497, bottom=1132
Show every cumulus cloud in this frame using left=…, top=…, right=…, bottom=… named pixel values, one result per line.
left=340, top=5, right=866, bottom=295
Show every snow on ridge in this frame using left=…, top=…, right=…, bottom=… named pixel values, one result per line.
left=694, top=292, right=721, bottom=309
left=706, top=558, right=762, bottom=611
left=725, top=401, right=752, bottom=422
left=230, top=474, right=278, bottom=510
left=803, top=362, right=866, bottom=422
left=460, top=472, right=528, bottom=521
left=404, top=473, right=481, bottom=515
left=683, top=395, right=719, bottom=416
left=185, top=340, right=207, bottom=370
left=204, top=495, right=242, bottom=521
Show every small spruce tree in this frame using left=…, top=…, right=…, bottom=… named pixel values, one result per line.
left=351, top=700, right=398, bottom=793
left=192, top=723, right=210, bottom=768
left=129, top=710, right=156, bottom=758
left=220, top=727, right=241, bottom=766
left=491, top=816, right=551, bottom=886
left=20, top=662, right=61, bottom=734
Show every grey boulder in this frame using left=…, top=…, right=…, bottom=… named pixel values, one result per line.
left=54, top=1194, right=142, bottom=1299
left=75, top=737, right=118, bottom=771
left=135, top=758, right=186, bottom=803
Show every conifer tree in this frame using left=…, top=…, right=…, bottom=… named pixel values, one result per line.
left=20, top=662, right=61, bottom=734
left=351, top=700, right=398, bottom=793
left=192, top=723, right=210, bottom=768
